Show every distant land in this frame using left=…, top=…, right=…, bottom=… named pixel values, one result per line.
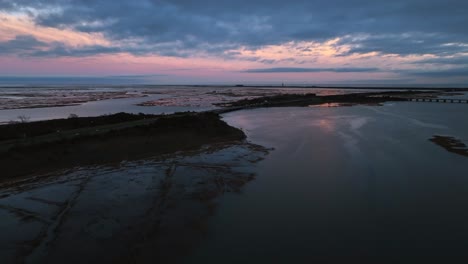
left=0, top=76, right=467, bottom=88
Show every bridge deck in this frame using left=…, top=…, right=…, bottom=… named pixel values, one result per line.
left=406, top=98, right=468, bottom=104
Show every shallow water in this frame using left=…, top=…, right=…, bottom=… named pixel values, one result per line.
left=0, top=89, right=209, bottom=123
left=184, top=102, right=468, bottom=262
left=0, top=86, right=385, bottom=123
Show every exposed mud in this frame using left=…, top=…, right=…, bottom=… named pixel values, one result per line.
left=429, top=135, right=468, bottom=157
left=0, top=142, right=270, bottom=263
left=0, top=90, right=145, bottom=110
left=137, top=87, right=318, bottom=107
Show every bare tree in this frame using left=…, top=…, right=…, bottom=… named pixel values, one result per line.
left=17, top=115, right=30, bottom=123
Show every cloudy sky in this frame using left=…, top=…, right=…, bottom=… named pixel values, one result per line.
left=0, top=0, right=467, bottom=85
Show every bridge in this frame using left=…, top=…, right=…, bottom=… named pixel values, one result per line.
left=406, top=98, right=468, bottom=104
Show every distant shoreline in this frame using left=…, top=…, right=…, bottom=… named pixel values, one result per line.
left=0, top=84, right=467, bottom=90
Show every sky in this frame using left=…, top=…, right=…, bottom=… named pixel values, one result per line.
left=0, top=0, right=467, bottom=86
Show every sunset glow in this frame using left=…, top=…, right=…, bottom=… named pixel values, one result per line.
left=1, top=1, right=467, bottom=85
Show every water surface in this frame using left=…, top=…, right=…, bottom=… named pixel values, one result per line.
left=185, top=102, right=468, bottom=262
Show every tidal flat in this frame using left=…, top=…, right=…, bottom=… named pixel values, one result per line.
left=0, top=106, right=271, bottom=263
left=0, top=142, right=268, bottom=263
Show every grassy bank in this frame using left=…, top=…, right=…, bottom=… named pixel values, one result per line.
left=215, top=90, right=441, bottom=108
left=0, top=112, right=245, bottom=181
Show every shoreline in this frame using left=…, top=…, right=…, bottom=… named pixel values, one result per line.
left=1, top=84, right=467, bottom=90
left=213, top=90, right=449, bottom=109
left=1, top=86, right=466, bottom=115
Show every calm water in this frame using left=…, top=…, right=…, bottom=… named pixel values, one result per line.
left=1, top=86, right=468, bottom=261
left=184, top=102, right=468, bottom=262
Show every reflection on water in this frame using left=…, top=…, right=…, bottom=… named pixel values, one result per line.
left=0, top=143, right=268, bottom=263
left=316, top=118, right=335, bottom=132
left=184, top=102, right=468, bottom=262
left=310, top=102, right=356, bottom=107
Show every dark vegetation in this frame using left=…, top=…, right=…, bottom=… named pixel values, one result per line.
left=216, top=93, right=321, bottom=107
left=0, top=112, right=158, bottom=141
left=215, top=90, right=437, bottom=108
left=430, top=135, right=468, bottom=157
left=0, top=112, right=245, bottom=181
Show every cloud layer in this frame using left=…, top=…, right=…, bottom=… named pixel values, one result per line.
left=1, top=0, right=467, bottom=84
left=2, top=1, right=468, bottom=56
